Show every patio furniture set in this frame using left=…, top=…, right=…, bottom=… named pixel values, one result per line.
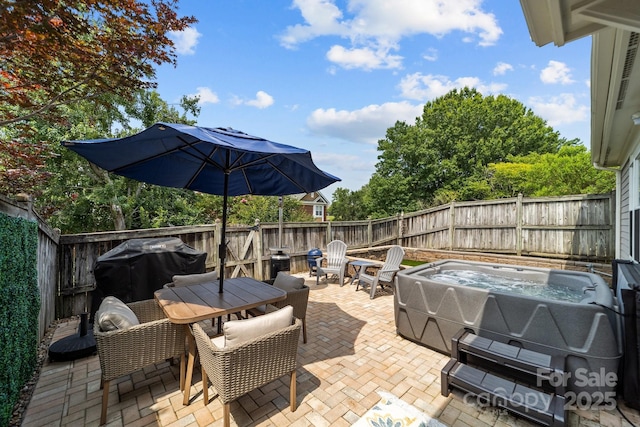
left=91, top=242, right=405, bottom=426
left=315, top=240, right=405, bottom=299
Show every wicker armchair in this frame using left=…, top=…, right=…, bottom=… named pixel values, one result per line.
left=192, top=318, right=302, bottom=427
left=248, top=273, right=310, bottom=343
left=94, top=299, right=186, bottom=425
left=268, top=286, right=309, bottom=343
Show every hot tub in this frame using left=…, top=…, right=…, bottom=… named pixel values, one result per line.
left=394, top=260, right=622, bottom=394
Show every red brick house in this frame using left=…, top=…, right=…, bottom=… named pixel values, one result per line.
left=293, top=191, right=330, bottom=221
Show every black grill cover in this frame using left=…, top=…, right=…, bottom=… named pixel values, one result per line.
left=93, top=237, right=206, bottom=306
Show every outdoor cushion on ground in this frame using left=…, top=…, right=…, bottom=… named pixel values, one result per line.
left=96, top=296, right=140, bottom=331
left=214, top=305, right=294, bottom=348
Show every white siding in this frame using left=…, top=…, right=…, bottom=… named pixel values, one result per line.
left=621, top=160, right=631, bottom=259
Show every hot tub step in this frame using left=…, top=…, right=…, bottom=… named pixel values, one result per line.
left=442, top=360, right=567, bottom=427
left=452, top=329, right=566, bottom=395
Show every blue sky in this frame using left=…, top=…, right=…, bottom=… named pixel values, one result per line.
left=155, top=0, right=591, bottom=201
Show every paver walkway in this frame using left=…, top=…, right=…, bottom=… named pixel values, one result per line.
left=21, top=273, right=640, bottom=426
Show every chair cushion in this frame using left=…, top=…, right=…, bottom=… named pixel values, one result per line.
left=221, top=305, right=293, bottom=347
left=172, top=270, right=218, bottom=287
left=273, top=272, right=305, bottom=291
left=96, top=296, right=140, bottom=331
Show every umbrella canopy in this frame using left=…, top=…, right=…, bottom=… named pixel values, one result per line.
left=62, top=122, right=340, bottom=292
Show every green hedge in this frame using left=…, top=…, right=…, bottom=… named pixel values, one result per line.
left=0, top=213, right=39, bottom=427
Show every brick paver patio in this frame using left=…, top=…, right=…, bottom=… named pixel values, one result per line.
left=21, top=273, right=640, bottom=426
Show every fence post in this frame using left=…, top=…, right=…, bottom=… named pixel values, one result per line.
left=398, top=212, right=404, bottom=246
left=449, top=201, right=455, bottom=250
left=326, top=221, right=332, bottom=242
left=368, top=218, right=373, bottom=247
left=516, top=193, right=523, bottom=256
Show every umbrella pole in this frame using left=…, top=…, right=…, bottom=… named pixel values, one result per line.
left=278, top=196, right=283, bottom=248
left=219, top=165, right=230, bottom=294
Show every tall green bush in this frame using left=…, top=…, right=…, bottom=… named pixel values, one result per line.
left=0, top=213, right=39, bottom=426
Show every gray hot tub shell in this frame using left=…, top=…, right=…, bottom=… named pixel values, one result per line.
left=394, top=260, right=622, bottom=394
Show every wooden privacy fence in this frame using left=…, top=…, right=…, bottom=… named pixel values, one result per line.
left=401, top=193, right=614, bottom=259
left=54, top=193, right=614, bottom=318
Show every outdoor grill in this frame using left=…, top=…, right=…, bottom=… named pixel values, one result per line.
left=307, top=248, right=322, bottom=276
left=91, top=237, right=206, bottom=320
left=269, top=247, right=291, bottom=280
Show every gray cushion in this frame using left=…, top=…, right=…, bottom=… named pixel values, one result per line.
left=172, top=270, right=218, bottom=287
left=96, top=296, right=140, bottom=331
left=218, top=305, right=293, bottom=348
left=273, top=272, right=304, bottom=291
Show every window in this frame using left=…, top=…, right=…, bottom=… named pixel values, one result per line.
left=314, top=205, right=324, bottom=218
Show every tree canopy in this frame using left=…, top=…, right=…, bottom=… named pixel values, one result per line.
left=0, top=2, right=314, bottom=234
left=367, top=87, right=571, bottom=216
left=0, top=0, right=196, bottom=126
left=331, top=88, right=615, bottom=220
left=0, top=0, right=196, bottom=199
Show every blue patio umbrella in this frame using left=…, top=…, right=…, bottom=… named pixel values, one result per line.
left=62, top=122, right=340, bottom=292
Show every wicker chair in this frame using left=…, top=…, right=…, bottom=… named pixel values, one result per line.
left=94, top=299, right=186, bottom=425
left=192, top=318, right=302, bottom=427
left=248, top=281, right=310, bottom=343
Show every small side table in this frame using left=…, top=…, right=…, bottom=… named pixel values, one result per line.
left=349, top=260, right=377, bottom=286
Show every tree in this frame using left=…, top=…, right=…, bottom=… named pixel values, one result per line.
left=0, top=0, right=196, bottom=198
left=486, top=145, right=615, bottom=197
left=329, top=186, right=373, bottom=221
left=230, top=195, right=312, bottom=225
left=0, top=0, right=196, bottom=126
left=368, top=88, right=569, bottom=215
left=36, top=90, right=203, bottom=232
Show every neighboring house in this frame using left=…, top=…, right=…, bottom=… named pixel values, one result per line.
left=520, top=0, right=640, bottom=261
left=293, top=191, right=329, bottom=221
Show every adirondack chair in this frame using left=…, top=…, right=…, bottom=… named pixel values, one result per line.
left=357, top=245, right=405, bottom=299
left=315, top=240, right=349, bottom=286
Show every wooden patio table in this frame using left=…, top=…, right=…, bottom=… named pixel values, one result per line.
left=154, top=277, right=287, bottom=405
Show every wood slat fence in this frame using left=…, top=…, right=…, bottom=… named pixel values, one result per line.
left=1, top=192, right=616, bottom=321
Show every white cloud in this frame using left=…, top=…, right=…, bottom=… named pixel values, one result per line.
left=190, top=87, right=219, bottom=105
left=398, top=73, right=507, bottom=101
left=540, top=60, right=575, bottom=85
left=246, top=91, right=275, bottom=109
left=528, top=93, right=588, bottom=126
left=312, top=151, right=373, bottom=173
left=493, top=62, right=513, bottom=76
left=326, top=45, right=403, bottom=70
left=168, top=27, right=202, bottom=55
left=279, top=0, right=502, bottom=70
left=422, top=48, right=438, bottom=62
left=306, top=101, right=423, bottom=144
left=232, top=91, right=275, bottom=109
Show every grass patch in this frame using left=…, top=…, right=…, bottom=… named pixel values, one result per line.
left=401, top=259, right=428, bottom=267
